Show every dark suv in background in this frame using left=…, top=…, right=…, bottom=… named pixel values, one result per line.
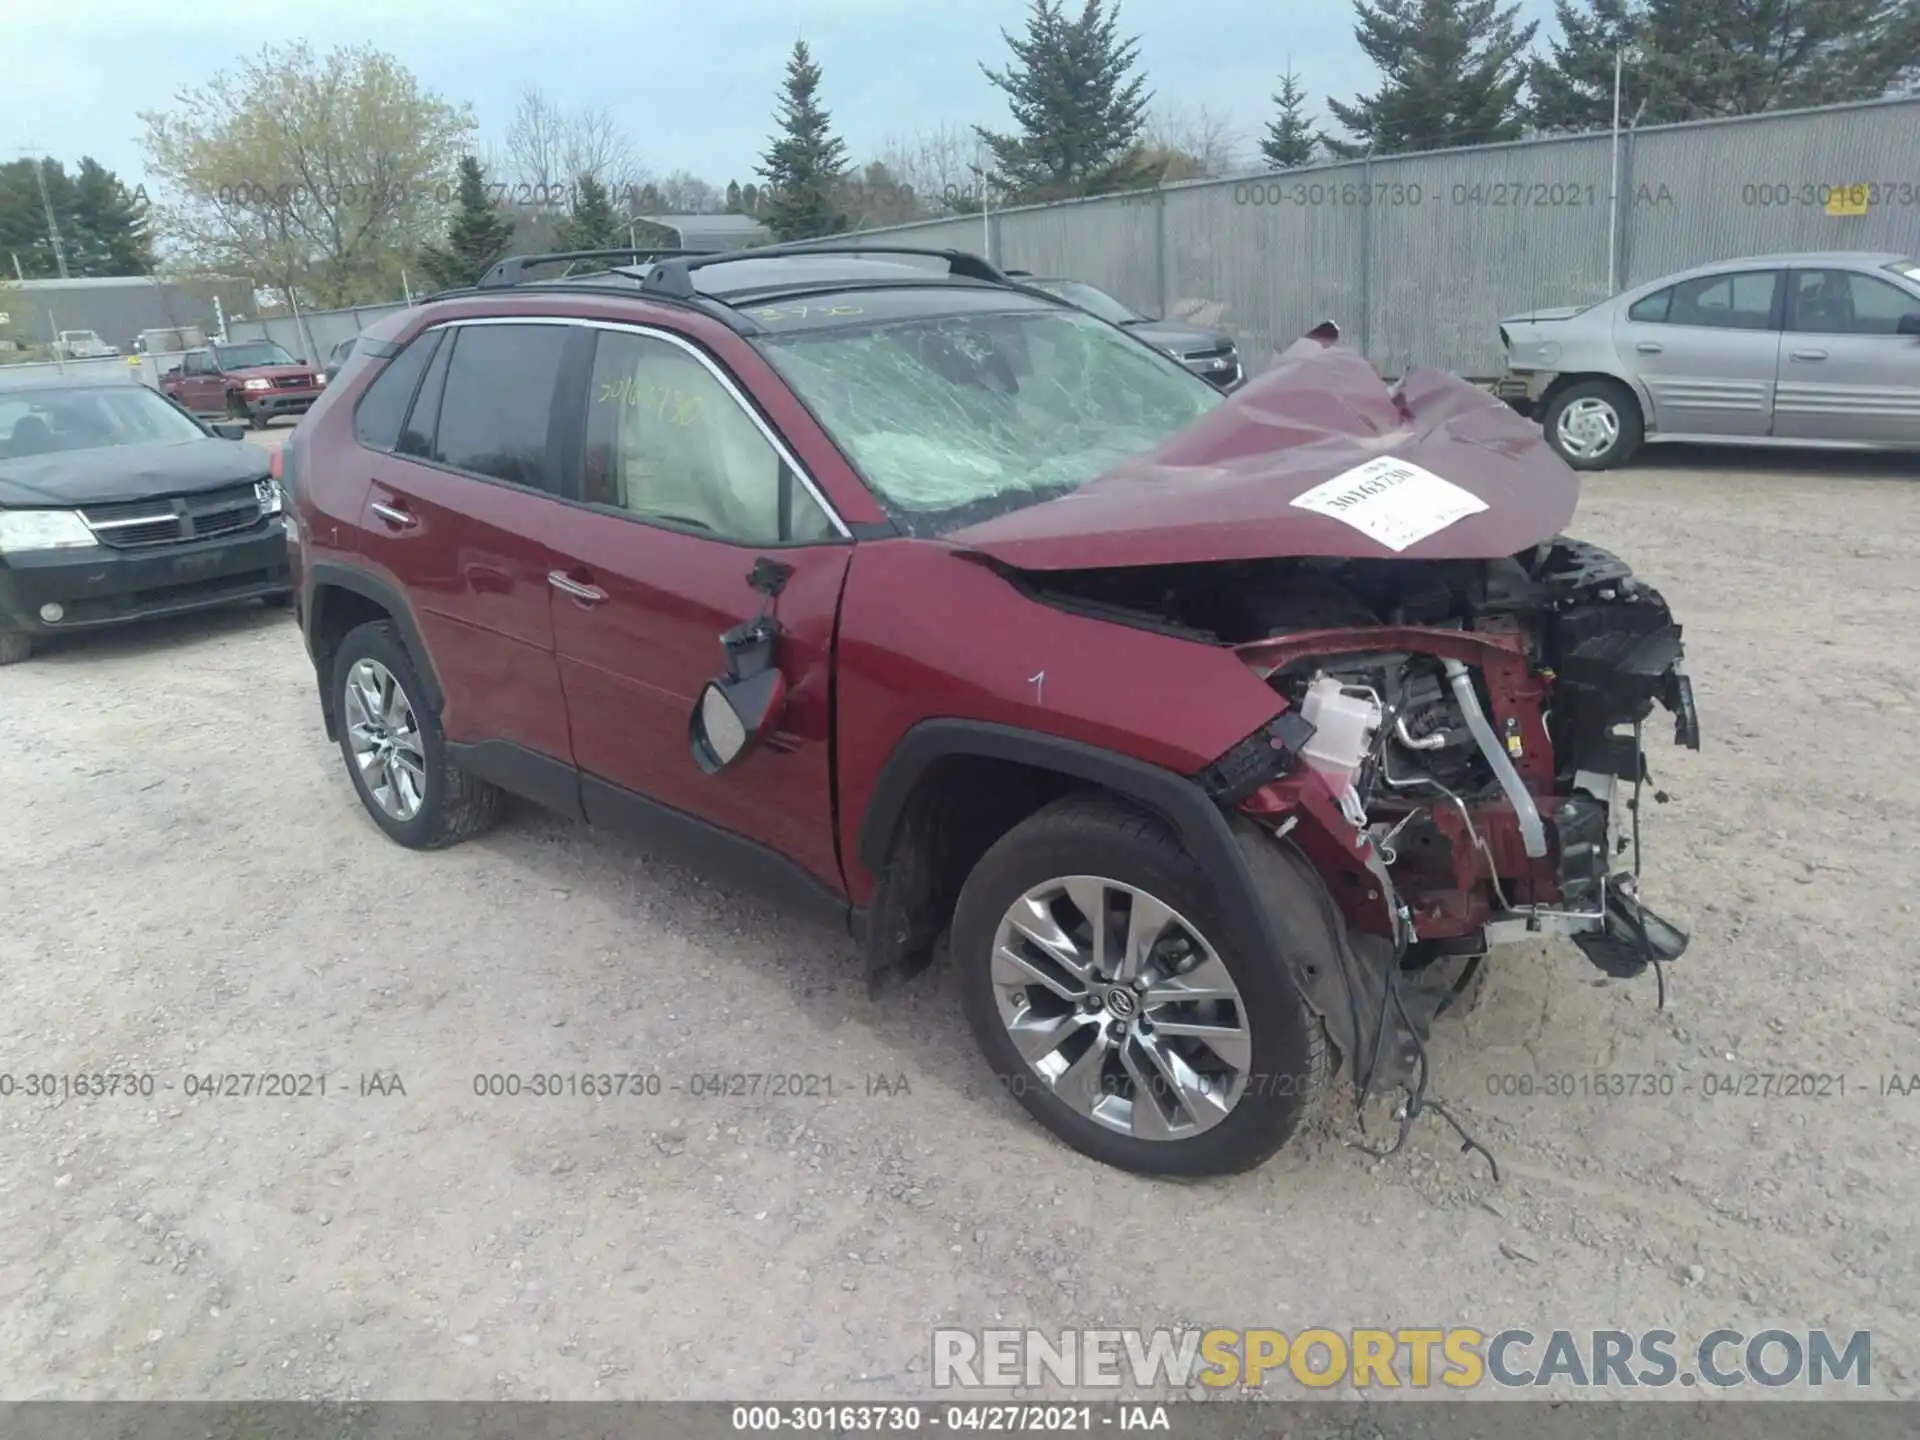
left=284, top=244, right=1698, bottom=1178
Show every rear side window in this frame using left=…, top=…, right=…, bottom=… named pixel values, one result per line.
left=1665, top=270, right=1780, bottom=330
left=399, top=332, right=454, bottom=459
left=1627, top=288, right=1670, bottom=323
left=352, top=330, right=441, bottom=451
left=430, top=325, right=570, bottom=491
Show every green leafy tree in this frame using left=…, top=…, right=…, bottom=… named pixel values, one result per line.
left=139, top=42, right=473, bottom=305
left=552, top=173, right=624, bottom=252
left=417, top=156, right=515, bottom=291
left=1260, top=66, right=1324, bottom=168
left=757, top=41, right=850, bottom=240
left=1325, top=0, right=1539, bottom=157
left=0, top=158, right=154, bottom=278
left=975, top=0, right=1155, bottom=202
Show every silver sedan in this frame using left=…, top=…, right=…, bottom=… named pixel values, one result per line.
left=1497, top=251, right=1920, bottom=469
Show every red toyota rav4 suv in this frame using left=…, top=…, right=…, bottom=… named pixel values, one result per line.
left=283, top=245, right=1700, bottom=1177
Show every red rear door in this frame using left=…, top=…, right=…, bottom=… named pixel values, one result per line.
left=545, top=323, right=853, bottom=891
left=351, top=319, right=577, bottom=767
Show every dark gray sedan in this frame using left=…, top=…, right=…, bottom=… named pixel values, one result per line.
left=0, top=377, right=291, bottom=663
left=1498, top=251, right=1920, bottom=468
left=1013, top=275, right=1245, bottom=390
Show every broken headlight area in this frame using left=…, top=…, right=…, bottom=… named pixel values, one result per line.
left=1185, top=537, right=1699, bottom=1123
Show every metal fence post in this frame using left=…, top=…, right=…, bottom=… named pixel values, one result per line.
left=1155, top=188, right=1169, bottom=320
left=1357, top=152, right=1373, bottom=365
left=1617, top=128, right=1637, bottom=291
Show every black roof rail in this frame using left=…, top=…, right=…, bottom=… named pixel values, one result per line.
left=636, top=243, right=1011, bottom=299
left=477, top=248, right=706, bottom=289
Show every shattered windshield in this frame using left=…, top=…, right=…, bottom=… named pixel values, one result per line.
left=755, top=307, right=1222, bottom=533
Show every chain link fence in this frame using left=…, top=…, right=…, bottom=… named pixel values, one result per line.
left=831, top=96, right=1920, bottom=378
left=201, top=95, right=1920, bottom=382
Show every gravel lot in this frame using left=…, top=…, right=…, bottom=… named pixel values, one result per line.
left=3, top=429, right=1918, bottom=1404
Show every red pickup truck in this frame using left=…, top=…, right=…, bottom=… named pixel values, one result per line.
left=160, top=340, right=328, bottom=430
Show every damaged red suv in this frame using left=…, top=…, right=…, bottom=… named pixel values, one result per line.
left=282, top=245, right=1701, bottom=1177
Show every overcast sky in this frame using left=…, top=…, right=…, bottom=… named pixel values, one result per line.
left=3, top=0, right=1561, bottom=192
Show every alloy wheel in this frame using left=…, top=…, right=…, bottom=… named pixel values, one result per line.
left=1555, top=396, right=1621, bottom=460
left=989, top=875, right=1252, bottom=1140
left=343, top=658, right=427, bottom=821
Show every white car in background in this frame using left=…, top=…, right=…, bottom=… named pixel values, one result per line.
left=53, top=330, right=120, bottom=360
left=1498, top=251, right=1920, bottom=469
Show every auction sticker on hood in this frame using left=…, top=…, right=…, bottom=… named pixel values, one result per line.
left=1289, top=455, right=1489, bottom=552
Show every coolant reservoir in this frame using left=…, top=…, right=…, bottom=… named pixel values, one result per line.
left=1297, top=675, right=1383, bottom=790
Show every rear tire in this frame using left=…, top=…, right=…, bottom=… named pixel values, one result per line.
left=952, top=794, right=1328, bottom=1177
left=331, top=621, right=501, bottom=850
left=1542, top=377, right=1643, bottom=470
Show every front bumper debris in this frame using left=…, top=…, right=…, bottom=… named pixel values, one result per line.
left=1573, top=877, right=1691, bottom=978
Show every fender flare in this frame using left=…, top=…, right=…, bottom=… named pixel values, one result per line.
left=304, top=561, right=445, bottom=715
left=857, top=718, right=1292, bottom=969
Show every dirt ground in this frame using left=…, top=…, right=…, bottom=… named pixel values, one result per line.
left=2, top=431, right=1917, bottom=1404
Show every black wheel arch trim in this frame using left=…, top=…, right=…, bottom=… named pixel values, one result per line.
left=858, top=718, right=1295, bottom=974
left=304, top=561, right=445, bottom=716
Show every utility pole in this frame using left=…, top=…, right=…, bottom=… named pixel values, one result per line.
left=1607, top=49, right=1624, bottom=293
left=33, top=157, right=71, bottom=280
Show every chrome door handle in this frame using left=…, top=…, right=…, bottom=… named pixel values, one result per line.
left=1635, top=341, right=1663, bottom=354
left=548, top=571, right=608, bottom=605
left=1789, top=348, right=1828, bottom=361
left=370, top=501, right=416, bottom=528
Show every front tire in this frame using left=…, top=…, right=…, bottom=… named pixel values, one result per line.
left=952, top=794, right=1328, bottom=1177
left=331, top=621, right=501, bottom=849
left=0, top=630, right=31, bottom=666
left=1542, top=378, right=1643, bottom=470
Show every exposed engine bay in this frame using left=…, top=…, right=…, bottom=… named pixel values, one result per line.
left=1017, top=535, right=1702, bottom=1125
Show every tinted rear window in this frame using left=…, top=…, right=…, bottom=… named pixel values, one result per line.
left=430, top=325, right=569, bottom=491
left=399, top=333, right=454, bottom=459
left=353, top=330, right=441, bottom=451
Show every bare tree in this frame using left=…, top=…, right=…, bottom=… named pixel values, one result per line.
left=654, top=170, right=721, bottom=214
left=1142, top=103, right=1247, bottom=179
left=878, top=122, right=982, bottom=213
left=501, top=86, right=644, bottom=210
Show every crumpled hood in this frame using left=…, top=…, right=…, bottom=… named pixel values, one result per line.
left=947, top=338, right=1580, bottom=571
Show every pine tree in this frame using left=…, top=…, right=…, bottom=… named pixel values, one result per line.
left=1529, top=0, right=1920, bottom=131
left=417, top=156, right=515, bottom=290
left=1260, top=65, right=1323, bottom=168
left=1325, top=0, right=1539, bottom=157
left=757, top=41, right=850, bottom=241
left=1638, top=0, right=1920, bottom=119
left=0, top=157, right=154, bottom=277
left=974, top=0, right=1155, bottom=202
left=552, top=173, right=623, bottom=252
left=725, top=179, right=744, bottom=213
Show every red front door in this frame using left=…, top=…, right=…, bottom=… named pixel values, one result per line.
left=173, top=351, right=222, bottom=413
left=546, top=325, right=852, bottom=890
